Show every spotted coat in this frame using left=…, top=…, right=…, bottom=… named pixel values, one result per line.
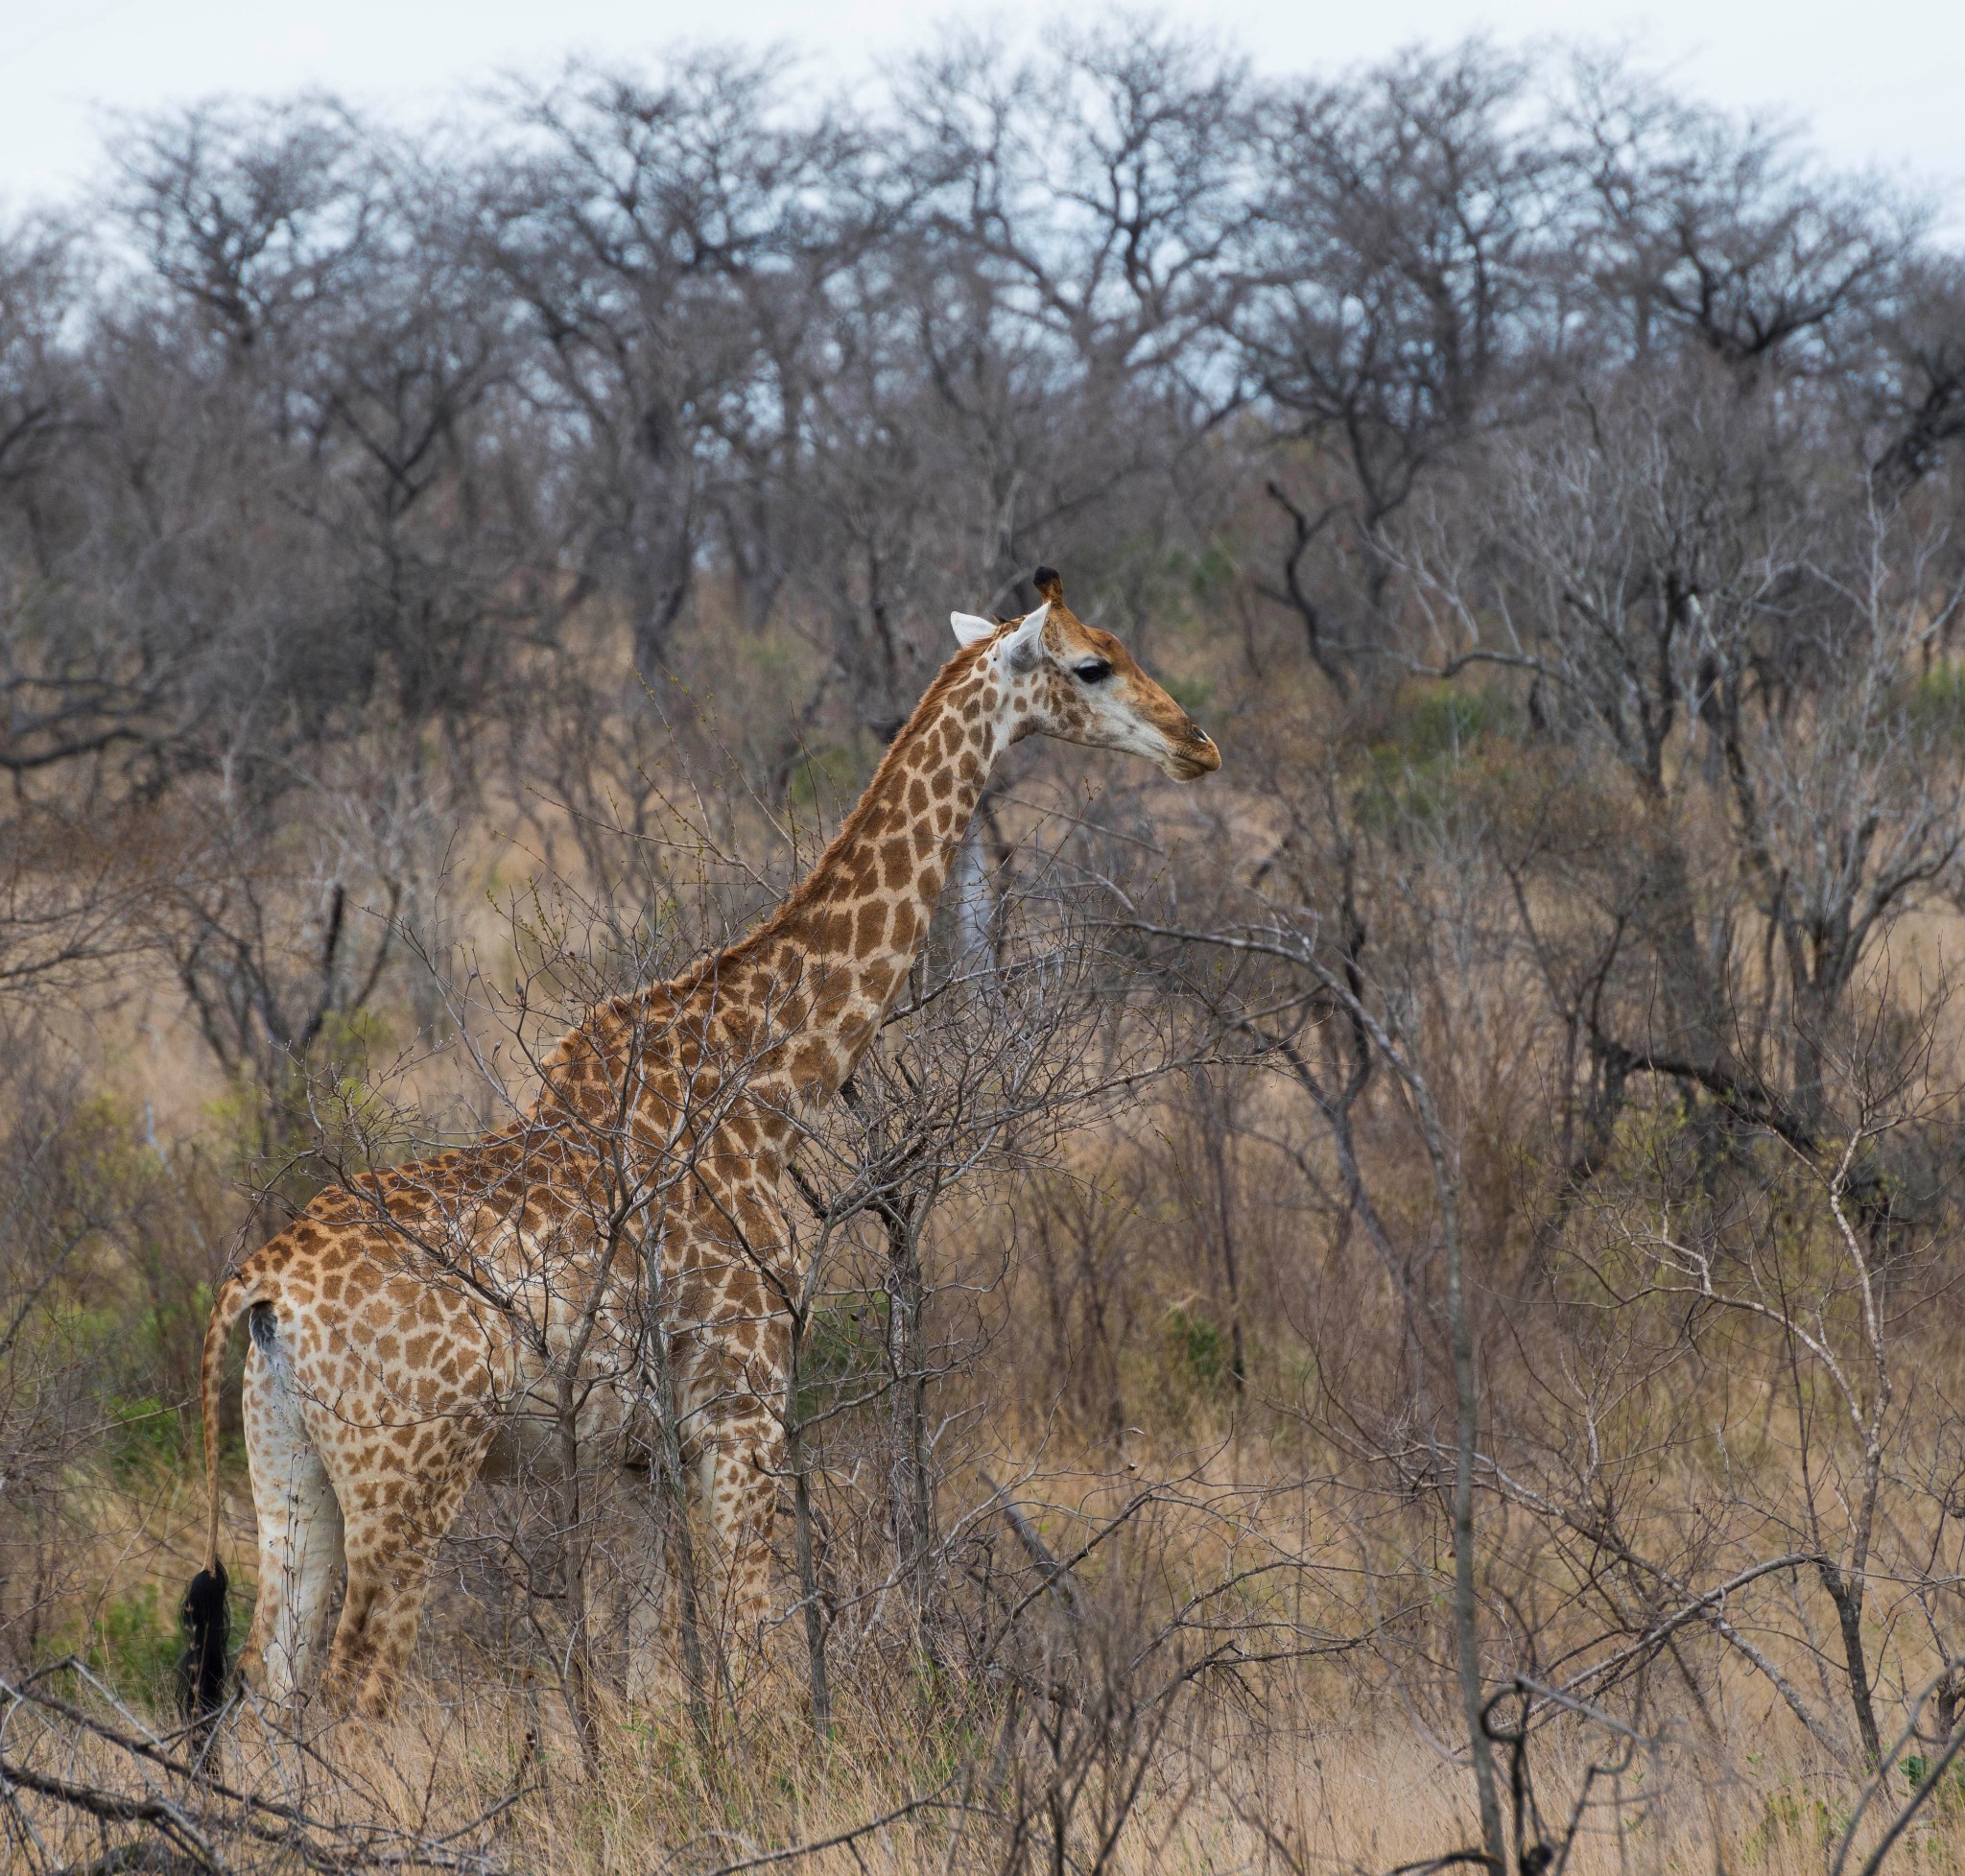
left=192, top=569, right=1219, bottom=1716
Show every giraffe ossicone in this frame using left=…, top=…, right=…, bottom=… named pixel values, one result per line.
left=181, top=565, right=1219, bottom=1722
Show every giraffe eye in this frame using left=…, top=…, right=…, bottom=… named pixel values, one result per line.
left=1073, top=659, right=1113, bottom=684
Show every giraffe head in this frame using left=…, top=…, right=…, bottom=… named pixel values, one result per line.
left=951, top=566, right=1221, bottom=781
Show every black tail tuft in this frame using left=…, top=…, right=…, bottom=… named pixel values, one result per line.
left=178, top=1559, right=229, bottom=1729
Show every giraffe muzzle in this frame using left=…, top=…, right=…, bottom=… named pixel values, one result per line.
left=1167, top=723, right=1220, bottom=780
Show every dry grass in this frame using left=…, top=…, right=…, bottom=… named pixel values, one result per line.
left=12, top=1662, right=1962, bottom=1874
left=11, top=1453, right=1965, bottom=1876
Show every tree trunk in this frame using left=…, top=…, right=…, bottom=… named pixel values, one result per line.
left=1194, top=1068, right=1246, bottom=1398
left=884, top=1199, right=934, bottom=1629
left=641, top=1262, right=710, bottom=1744
left=1819, top=1562, right=1882, bottom=1765
left=785, top=1312, right=832, bottom=1734
left=553, top=1368, right=600, bottom=1773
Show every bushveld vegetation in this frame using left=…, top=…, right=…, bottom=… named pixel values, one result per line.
left=6, top=15, right=1965, bottom=1871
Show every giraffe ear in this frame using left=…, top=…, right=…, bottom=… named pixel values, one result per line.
left=950, top=610, right=996, bottom=648
left=1003, top=602, right=1051, bottom=673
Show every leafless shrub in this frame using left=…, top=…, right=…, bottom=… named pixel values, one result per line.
left=7, top=16, right=1965, bottom=1872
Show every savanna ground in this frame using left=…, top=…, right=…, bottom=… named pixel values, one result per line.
left=8, top=16, right=1965, bottom=1871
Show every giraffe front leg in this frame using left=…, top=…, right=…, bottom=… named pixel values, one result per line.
left=667, top=1298, right=791, bottom=1694
left=700, top=1395, right=785, bottom=1668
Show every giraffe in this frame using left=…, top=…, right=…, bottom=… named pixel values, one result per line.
left=180, top=566, right=1219, bottom=1721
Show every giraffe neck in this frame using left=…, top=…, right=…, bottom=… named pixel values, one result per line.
left=712, top=640, right=1017, bottom=1120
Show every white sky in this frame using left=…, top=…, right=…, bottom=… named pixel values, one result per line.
left=5, top=0, right=1963, bottom=221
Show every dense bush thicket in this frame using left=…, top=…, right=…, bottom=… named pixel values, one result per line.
left=7, top=19, right=1965, bottom=1871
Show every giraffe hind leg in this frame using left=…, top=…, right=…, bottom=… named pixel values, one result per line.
left=237, top=1309, right=345, bottom=1710
left=321, top=1445, right=481, bottom=1718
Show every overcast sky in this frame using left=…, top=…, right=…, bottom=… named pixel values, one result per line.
left=7, top=0, right=1963, bottom=221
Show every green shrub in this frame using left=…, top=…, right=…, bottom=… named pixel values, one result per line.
left=1166, top=1305, right=1230, bottom=1392
left=86, top=1582, right=182, bottom=1706
left=1908, top=664, right=1965, bottom=743
left=795, top=1291, right=888, bottom=1426
left=105, top=1393, right=184, bottom=1478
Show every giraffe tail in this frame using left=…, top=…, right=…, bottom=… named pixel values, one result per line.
left=180, top=1272, right=254, bottom=1729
